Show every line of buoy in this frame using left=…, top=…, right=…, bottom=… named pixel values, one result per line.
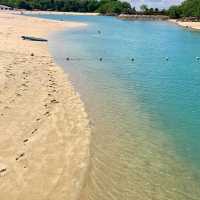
left=66, top=57, right=135, bottom=62
left=65, top=57, right=200, bottom=62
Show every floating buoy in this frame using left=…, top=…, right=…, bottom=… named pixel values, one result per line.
left=99, top=57, right=103, bottom=61
left=66, top=57, right=70, bottom=61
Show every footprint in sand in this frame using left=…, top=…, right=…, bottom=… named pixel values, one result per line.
left=0, top=163, right=7, bottom=176
left=4, top=106, right=10, bottom=110
left=50, top=82, right=56, bottom=86
left=31, top=128, right=38, bottom=135
left=16, top=93, right=22, bottom=97
left=44, top=111, right=50, bottom=117
left=8, top=73, right=15, bottom=77
left=0, top=168, right=7, bottom=176
left=16, top=153, right=25, bottom=161
left=0, top=168, right=6, bottom=174
left=9, top=99, right=15, bottom=103
left=50, top=99, right=59, bottom=104
left=21, top=83, right=28, bottom=87
left=23, top=139, right=29, bottom=143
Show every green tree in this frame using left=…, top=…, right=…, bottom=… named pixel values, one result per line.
left=87, top=0, right=99, bottom=12
left=131, top=6, right=136, bottom=14
left=121, top=1, right=131, bottom=14
left=17, top=0, right=32, bottom=9
left=0, top=0, right=132, bottom=15
left=155, top=8, right=159, bottom=12
left=97, top=0, right=131, bottom=15
left=180, top=0, right=200, bottom=17
left=168, top=5, right=182, bottom=18
left=167, top=0, right=200, bottom=19
left=140, top=4, right=148, bottom=13
left=149, top=7, right=154, bottom=14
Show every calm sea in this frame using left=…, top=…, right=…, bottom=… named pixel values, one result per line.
left=32, top=14, right=200, bottom=199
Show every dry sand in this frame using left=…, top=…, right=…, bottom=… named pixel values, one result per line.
left=169, top=19, right=200, bottom=30
left=0, top=12, right=90, bottom=200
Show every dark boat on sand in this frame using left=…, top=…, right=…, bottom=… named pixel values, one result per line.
left=21, top=36, right=48, bottom=42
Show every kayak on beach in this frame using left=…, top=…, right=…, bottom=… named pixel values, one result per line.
left=21, top=35, right=48, bottom=42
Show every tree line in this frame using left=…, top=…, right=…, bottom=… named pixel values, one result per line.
left=167, top=0, right=200, bottom=19
left=0, top=0, right=199, bottom=18
left=0, top=0, right=165, bottom=15
left=138, top=0, right=200, bottom=19
left=139, top=4, right=167, bottom=15
left=0, top=0, right=133, bottom=15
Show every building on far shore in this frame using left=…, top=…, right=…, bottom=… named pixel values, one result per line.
left=0, top=5, right=12, bottom=11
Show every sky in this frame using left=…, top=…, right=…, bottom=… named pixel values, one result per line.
left=129, top=0, right=184, bottom=10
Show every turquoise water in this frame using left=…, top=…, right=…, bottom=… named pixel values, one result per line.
left=34, top=14, right=200, bottom=199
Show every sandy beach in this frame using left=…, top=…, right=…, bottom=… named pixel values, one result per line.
left=0, top=12, right=90, bottom=200
left=169, top=19, right=200, bottom=30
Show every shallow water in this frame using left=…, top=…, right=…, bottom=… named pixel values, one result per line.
left=34, top=14, right=200, bottom=199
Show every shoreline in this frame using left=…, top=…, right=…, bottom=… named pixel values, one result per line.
left=0, top=12, right=91, bottom=200
left=24, top=10, right=100, bottom=16
left=119, top=14, right=169, bottom=21
left=2, top=10, right=99, bottom=16
left=117, top=14, right=200, bottom=31
left=169, top=19, right=200, bottom=31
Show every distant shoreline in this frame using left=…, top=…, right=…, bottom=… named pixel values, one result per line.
left=118, top=14, right=200, bottom=31
left=3, top=10, right=100, bottom=16
left=118, top=14, right=169, bottom=21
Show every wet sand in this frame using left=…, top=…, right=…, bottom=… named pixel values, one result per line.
left=0, top=12, right=90, bottom=200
